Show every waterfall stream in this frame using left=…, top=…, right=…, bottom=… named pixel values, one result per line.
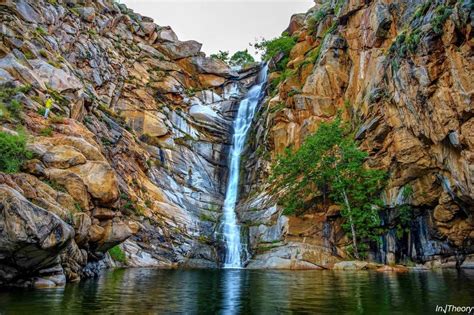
left=222, top=64, right=268, bottom=268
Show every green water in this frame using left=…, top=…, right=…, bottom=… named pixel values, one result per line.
left=0, top=269, right=473, bottom=314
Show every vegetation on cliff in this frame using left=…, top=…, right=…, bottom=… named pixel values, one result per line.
left=210, top=49, right=255, bottom=67
left=0, top=131, right=33, bottom=173
left=254, top=32, right=296, bottom=71
left=272, top=118, right=386, bottom=258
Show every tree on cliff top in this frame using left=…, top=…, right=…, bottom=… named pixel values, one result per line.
left=229, top=49, right=255, bottom=67
left=210, top=50, right=230, bottom=63
left=271, top=117, right=386, bottom=258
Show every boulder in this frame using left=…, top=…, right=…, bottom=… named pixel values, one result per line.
left=188, top=56, right=238, bottom=78
left=42, top=145, right=87, bottom=169
left=189, top=104, right=220, bottom=124
left=0, top=185, right=73, bottom=284
left=159, top=40, right=202, bottom=60
left=156, top=26, right=179, bottom=42
left=68, top=161, right=120, bottom=206
left=92, top=208, right=115, bottom=220
left=125, top=110, right=169, bottom=137
left=95, top=220, right=132, bottom=252
left=77, top=7, right=95, bottom=23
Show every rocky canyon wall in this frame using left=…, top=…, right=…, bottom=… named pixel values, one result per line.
left=239, top=0, right=473, bottom=269
left=0, top=0, right=260, bottom=287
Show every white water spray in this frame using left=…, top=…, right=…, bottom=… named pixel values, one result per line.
left=222, top=64, right=268, bottom=268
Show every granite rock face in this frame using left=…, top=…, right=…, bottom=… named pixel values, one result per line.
left=0, top=0, right=259, bottom=286
left=239, top=0, right=473, bottom=269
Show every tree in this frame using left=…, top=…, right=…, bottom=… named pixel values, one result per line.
left=229, top=49, right=255, bottom=67
left=210, top=50, right=229, bottom=63
left=271, top=117, right=386, bottom=258
left=253, top=32, right=296, bottom=71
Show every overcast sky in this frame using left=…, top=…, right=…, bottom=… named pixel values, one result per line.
left=120, top=0, right=314, bottom=59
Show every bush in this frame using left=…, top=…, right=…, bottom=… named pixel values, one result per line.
left=108, top=245, right=126, bottom=263
left=0, top=131, right=33, bottom=173
left=0, top=84, right=30, bottom=121
left=431, top=5, right=453, bottom=35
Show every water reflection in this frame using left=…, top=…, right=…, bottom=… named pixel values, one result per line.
left=0, top=269, right=473, bottom=314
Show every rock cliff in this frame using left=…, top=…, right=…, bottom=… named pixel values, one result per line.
left=0, top=0, right=473, bottom=287
left=239, top=0, right=473, bottom=269
left=0, top=0, right=259, bottom=286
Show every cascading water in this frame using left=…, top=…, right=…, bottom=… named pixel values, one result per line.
left=222, top=64, right=268, bottom=268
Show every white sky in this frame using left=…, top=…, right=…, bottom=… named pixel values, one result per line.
left=120, top=0, right=314, bottom=59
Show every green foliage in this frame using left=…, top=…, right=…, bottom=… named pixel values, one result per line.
left=272, top=117, right=386, bottom=257
left=254, top=33, right=296, bottom=71
left=395, top=185, right=414, bottom=239
left=210, top=50, right=229, bottom=62
left=0, top=131, right=33, bottom=173
left=431, top=5, right=453, bottom=34
left=269, top=68, right=295, bottom=94
left=40, top=126, right=53, bottom=136
left=288, top=87, right=301, bottom=97
left=42, top=179, right=66, bottom=192
left=269, top=102, right=286, bottom=113
left=229, top=49, right=255, bottom=67
left=35, top=26, right=48, bottom=36
left=108, top=245, right=126, bottom=263
left=413, top=1, right=432, bottom=19
left=199, top=213, right=217, bottom=223
left=0, top=84, right=30, bottom=121
left=144, top=199, right=153, bottom=208
left=306, top=5, right=330, bottom=33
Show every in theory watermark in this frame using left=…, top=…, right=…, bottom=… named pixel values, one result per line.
left=435, top=304, right=474, bottom=314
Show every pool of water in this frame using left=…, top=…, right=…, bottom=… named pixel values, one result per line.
left=1, top=268, right=473, bottom=314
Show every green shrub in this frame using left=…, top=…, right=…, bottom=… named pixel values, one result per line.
left=0, top=84, right=30, bottom=121
left=0, top=131, right=33, bottom=173
left=210, top=50, right=229, bottom=62
left=108, top=245, right=126, bottom=263
left=40, top=126, right=53, bottom=136
left=431, top=5, right=453, bottom=34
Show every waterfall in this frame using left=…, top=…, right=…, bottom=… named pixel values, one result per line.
left=222, top=64, right=268, bottom=268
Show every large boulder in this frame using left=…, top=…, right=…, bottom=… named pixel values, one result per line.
left=187, top=56, right=238, bottom=78
left=159, top=40, right=202, bottom=60
left=0, top=185, right=73, bottom=284
left=68, top=161, right=120, bottom=206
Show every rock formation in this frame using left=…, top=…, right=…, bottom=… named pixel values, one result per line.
left=0, top=0, right=259, bottom=286
left=0, top=0, right=473, bottom=287
left=239, top=0, right=473, bottom=269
